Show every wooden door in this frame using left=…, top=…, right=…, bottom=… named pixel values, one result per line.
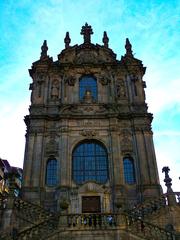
left=82, top=196, right=101, bottom=213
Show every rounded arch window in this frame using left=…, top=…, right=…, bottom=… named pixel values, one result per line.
left=72, top=140, right=108, bottom=184
left=79, top=76, right=97, bottom=101
left=123, top=156, right=136, bottom=184
left=45, top=158, right=58, bottom=186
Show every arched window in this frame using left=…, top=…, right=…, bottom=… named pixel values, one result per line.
left=123, top=157, right=136, bottom=184
left=72, top=140, right=108, bottom=184
left=46, top=158, right=58, bottom=186
left=79, top=76, right=97, bottom=100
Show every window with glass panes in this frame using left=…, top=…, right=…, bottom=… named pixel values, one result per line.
left=123, top=157, right=135, bottom=184
left=72, top=141, right=108, bottom=184
left=46, top=158, right=58, bottom=186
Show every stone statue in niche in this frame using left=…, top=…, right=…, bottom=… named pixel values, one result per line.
left=116, top=79, right=126, bottom=98
left=36, top=73, right=45, bottom=98
left=51, top=80, right=59, bottom=100
left=83, top=89, right=94, bottom=103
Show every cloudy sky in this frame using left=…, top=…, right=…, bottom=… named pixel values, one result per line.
left=0, top=0, right=179, bottom=191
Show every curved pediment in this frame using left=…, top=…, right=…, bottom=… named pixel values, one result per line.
left=78, top=181, right=107, bottom=194
left=58, top=43, right=117, bottom=64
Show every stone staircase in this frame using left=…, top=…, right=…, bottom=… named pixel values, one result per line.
left=12, top=215, right=59, bottom=240
left=124, top=212, right=174, bottom=240
left=14, top=198, right=52, bottom=225
left=126, top=196, right=167, bottom=220
left=0, top=195, right=176, bottom=240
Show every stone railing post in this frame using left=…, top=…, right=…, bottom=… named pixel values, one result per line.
left=59, top=213, right=68, bottom=227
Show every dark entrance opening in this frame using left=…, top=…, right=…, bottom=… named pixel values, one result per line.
left=82, top=196, right=101, bottom=213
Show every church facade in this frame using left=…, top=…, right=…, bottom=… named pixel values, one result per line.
left=0, top=24, right=180, bottom=240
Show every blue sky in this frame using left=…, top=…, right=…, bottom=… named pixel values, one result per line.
left=0, top=0, right=179, bottom=191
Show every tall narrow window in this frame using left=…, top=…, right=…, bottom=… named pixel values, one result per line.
left=79, top=76, right=97, bottom=101
left=123, top=157, right=135, bottom=184
left=46, top=158, right=58, bottom=186
left=72, top=140, right=108, bottom=184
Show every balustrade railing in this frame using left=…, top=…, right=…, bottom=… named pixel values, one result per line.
left=164, top=192, right=180, bottom=204
left=125, top=213, right=175, bottom=240
left=126, top=196, right=167, bottom=219
left=1, top=194, right=179, bottom=240
left=0, top=211, right=177, bottom=240
left=14, top=198, right=52, bottom=224
left=67, top=213, right=117, bottom=228
left=13, top=215, right=59, bottom=240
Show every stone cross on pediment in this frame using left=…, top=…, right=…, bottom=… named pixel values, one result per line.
left=81, top=23, right=93, bottom=44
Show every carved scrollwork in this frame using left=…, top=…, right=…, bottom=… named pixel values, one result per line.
left=64, top=75, right=76, bottom=86
left=80, top=129, right=97, bottom=138
left=99, top=74, right=110, bottom=85
left=75, top=51, right=98, bottom=64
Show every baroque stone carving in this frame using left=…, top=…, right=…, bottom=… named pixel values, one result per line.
left=75, top=50, right=98, bottom=64
left=99, top=74, right=111, bottom=85
left=79, top=182, right=105, bottom=194
left=45, top=135, right=58, bottom=154
left=64, top=75, right=76, bottom=86
left=120, top=129, right=133, bottom=153
left=80, top=129, right=97, bottom=138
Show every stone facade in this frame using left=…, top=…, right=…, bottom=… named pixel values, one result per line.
left=23, top=23, right=161, bottom=212
left=0, top=24, right=180, bottom=240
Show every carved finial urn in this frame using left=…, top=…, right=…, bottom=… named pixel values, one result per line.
left=64, top=32, right=71, bottom=49
left=162, top=166, right=177, bottom=205
left=102, top=31, right=109, bottom=48
left=125, top=38, right=133, bottom=57
left=40, top=40, right=48, bottom=59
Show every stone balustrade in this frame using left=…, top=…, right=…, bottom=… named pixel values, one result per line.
left=125, top=214, right=174, bottom=240
left=13, top=216, right=59, bottom=240
left=67, top=213, right=118, bottom=229
left=126, top=196, right=166, bottom=219
left=0, top=211, right=176, bottom=240
left=164, top=192, right=180, bottom=204
left=14, top=198, right=52, bottom=224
